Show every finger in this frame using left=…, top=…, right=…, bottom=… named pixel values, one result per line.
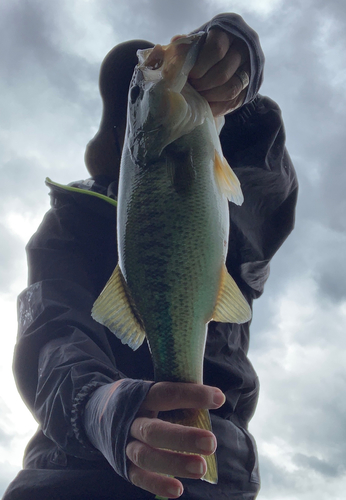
left=140, top=382, right=225, bottom=412
left=232, top=37, right=250, bottom=66
left=129, top=463, right=183, bottom=498
left=198, top=64, right=250, bottom=102
left=190, top=44, right=242, bottom=92
left=126, top=440, right=207, bottom=480
left=232, top=63, right=251, bottom=96
left=130, top=417, right=217, bottom=455
left=189, top=28, right=234, bottom=80
left=209, top=88, right=247, bottom=117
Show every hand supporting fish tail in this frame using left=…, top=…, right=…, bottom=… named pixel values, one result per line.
left=125, top=382, right=225, bottom=498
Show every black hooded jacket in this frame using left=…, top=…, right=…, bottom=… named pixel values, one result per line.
left=3, top=13, right=298, bottom=500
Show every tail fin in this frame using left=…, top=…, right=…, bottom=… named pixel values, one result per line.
left=193, top=408, right=218, bottom=484
left=161, top=408, right=218, bottom=484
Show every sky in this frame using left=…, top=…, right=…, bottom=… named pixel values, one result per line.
left=0, top=0, right=345, bottom=498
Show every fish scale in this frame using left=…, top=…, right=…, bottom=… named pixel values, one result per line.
left=123, top=142, right=220, bottom=383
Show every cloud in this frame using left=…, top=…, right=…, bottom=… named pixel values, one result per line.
left=257, top=0, right=346, bottom=237
left=0, top=156, right=48, bottom=211
left=0, top=427, right=13, bottom=449
left=0, top=0, right=102, bottom=193
left=293, top=453, right=345, bottom=479
left=258, top=453, right=346, bottom=500
left=212, top=0, right=285, bottom=17
left=97, top=0, right=216, bottom=43
left=0, top=0, right=97, bottom=100
left=0, top=223, right=24, bottom=291
left=250, top=273, right=346, bottom=498
left=0, top=462, right=20, bottom=499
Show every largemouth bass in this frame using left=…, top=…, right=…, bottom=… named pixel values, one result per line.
left=92, top=32, right=252, bottom=485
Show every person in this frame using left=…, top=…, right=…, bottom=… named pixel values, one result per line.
left=3, top=12, right=298, bottom=500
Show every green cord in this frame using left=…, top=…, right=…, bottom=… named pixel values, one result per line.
left=45, top=177, right=118, bottom=207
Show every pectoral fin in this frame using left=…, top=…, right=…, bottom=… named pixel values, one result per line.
left=214, top=151, right=244, bottom=206
left=212, top=264, right=252, bottom=323
left=91, top=264, right=146, bottom=350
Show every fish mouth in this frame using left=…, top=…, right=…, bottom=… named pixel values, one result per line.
left=137, top=31, right=206, bottom=91
left=141, top=44, right=165, bottom=71
left=126, top=32, right=209, bottom=166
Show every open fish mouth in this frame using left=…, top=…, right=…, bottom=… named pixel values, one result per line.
left=137, top=31, right=206, bottom=91
left=126, top=32, right=209, bottom=166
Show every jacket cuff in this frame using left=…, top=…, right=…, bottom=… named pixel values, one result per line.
left=82, top=379, right=155, bottom=481
left=71, top=380, right=106, bottom=457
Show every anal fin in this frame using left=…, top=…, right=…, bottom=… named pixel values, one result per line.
left=91, top=264, right=146, bottom=350
left=212, top=264, right=252, bottom=324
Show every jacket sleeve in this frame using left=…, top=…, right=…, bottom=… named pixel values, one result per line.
left=221, top=95, right=298, bottom=300
left=14, top=192, right=153, bottom=471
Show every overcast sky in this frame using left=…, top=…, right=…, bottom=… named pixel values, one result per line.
left=1, top=0, right=345, bottom=498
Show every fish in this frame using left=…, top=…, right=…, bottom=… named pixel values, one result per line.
left=91, top=32, right=252, bottom=485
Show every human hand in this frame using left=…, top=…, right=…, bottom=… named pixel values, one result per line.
left=126, top=382, right=225, bottom=499
left=188, top=28, right=250, bottom=116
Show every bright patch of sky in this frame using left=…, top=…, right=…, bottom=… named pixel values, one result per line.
left=211, top=0, right=284, bottom=17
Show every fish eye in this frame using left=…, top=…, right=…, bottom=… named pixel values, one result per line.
left=130, top=85, right=141, bottom=104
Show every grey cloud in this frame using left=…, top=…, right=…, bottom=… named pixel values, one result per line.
left=268, top=212, right=346, bottom=305
left=252, top=354, right=346, bottom=481
left=0, top=1, right=102, bottom=202
left=256, top=453, right=346, bottom=499
left=315, top=254, right=346, bottom=302
left=258, top=454, right=294, bottom=493
left=0, top=156, right=48, bottom=212
left=132, top=0, right=216, bottom=38
left=0, top=1, right=60, bottom=81
left=247, top=0, right=346, bottom=308
left=97, top=0, right=217, bottom=44
left=293, top=453, right=345, bottom=478
left=0, top=0, right=100, bottom=113
left=258, top=0, right=346, bottom=231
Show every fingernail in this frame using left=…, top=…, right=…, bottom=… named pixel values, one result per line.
left=213, top=390, right=226, bottom=407
left=196, top=436, right=216, bottom=453
left=168, top=484, right=183, bottom=497
left=186, top=460, right=205, bottom=475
